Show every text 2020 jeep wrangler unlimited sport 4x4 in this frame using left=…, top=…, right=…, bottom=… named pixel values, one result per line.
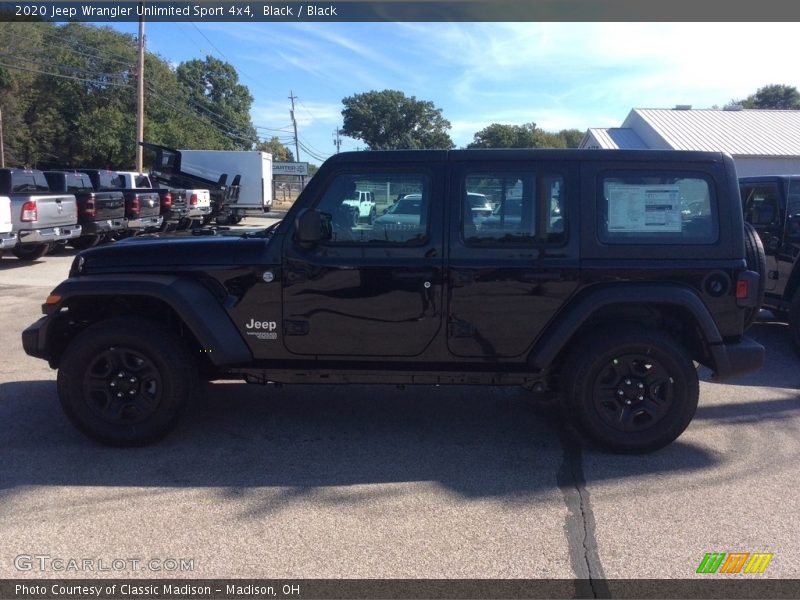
left=22, top=150, right=765, bottom=453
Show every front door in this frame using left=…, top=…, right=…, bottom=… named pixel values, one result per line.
left=282, top=164, right=445, bottom=357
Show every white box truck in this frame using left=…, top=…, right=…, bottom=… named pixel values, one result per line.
left=178, top=150, right=273, bottom=219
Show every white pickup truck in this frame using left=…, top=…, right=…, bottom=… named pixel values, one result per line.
left=184, top=188, right=212, bottom=222
left=0, top=194, right=17, bottom=252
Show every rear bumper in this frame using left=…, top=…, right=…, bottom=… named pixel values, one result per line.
left=186, top=206, right=211, bottom=219
left=164, top=208, right=190, bottom=222
left=0, top=231, right=17, bottom=249
left=127, top=215, right=164, bottom=229
left=710, top=336, right=765, bottom=381
left=17, top=225, right=82, bottom=244
left=81, top=218, right=127, bottom=235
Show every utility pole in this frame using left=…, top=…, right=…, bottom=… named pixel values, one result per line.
left=288, top=91, right=300, bottom=162
left=333, top=128, right=342, bottom=153
left=288, top=91, right=304, bottom=188
left=135, top=4, right=145, bottom=173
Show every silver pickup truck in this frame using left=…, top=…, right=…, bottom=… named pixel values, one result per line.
left=0, top=168, right=81, bottom=260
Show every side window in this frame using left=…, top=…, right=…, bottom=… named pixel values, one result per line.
left=462, top=171, right=565, bottom=245
left=315, top=173, right=429, bottom=245
left=743, top=184, right=780, bottom=227
left=785, top=180, right=800, bottom=239
left=600, top=173, right=717, bottom=244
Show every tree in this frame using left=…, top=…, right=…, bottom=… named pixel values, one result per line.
left=467, top=123, right=585, bottom=149
left=176, top=56, right=257, bottom=150
left=558, top=128, right=585, bottom=148
left=734, top=84, right=800, bottom=110
left=256, top=136, right=294, bottom=162
left=467, top=122, right=551, bottom=149
left=341, top=90, right=454, bottom=150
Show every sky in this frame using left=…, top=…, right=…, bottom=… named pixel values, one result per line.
left=105, top=21, right=800, bottom=166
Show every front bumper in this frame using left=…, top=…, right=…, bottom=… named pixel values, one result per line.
left=0, top=231, right=17, bottom=249
left=710, top=336, right=765, bottom=380
left=126, top=215, right=164, bottom=230
left=22, top=315, right=50, bottom=361
left=17, top=225, right=82, bottom=244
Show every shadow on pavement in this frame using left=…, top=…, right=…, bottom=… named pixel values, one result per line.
left=0, top=379, right=718, bottom=498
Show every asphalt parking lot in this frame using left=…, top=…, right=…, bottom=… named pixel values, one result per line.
left=1, top=226, right=799, bottom=585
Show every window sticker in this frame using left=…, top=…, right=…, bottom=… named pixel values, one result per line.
left=607, top=184, right=681, bottom=233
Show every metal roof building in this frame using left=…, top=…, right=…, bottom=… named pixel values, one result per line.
left=580, top=108, right=800, bottom=176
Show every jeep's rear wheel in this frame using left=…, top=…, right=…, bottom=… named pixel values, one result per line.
left=57, top=317, right=197, bottom=446
left=743, top=222, right=766, bottom=330
left=562, top=328, right=699, bottom=453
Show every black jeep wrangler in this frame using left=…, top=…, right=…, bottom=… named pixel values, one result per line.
left=23, top=150, right=765, bottom=453
left=740, top=175, right=800, bottom=348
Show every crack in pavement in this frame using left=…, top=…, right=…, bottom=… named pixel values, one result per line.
left=557, top=424, right=610, bottom=599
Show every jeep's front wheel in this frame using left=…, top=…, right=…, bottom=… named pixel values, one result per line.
left=57, top=317, right=197, bottom=446
left=561, top=328, right=699, bottom=453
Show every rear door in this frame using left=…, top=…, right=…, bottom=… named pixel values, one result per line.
left=741, top=180, right=785, bottom=293
left=447, top=158, right=580, bottom=358
left=282, top=159, right=446, bottom=357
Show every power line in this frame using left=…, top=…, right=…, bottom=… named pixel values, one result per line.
left=0, top=51, right=131, bottom=84
left=0, top=60, right=134, bottom=88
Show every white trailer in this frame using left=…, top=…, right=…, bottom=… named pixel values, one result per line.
left=177, top=150, right=273, bottom=217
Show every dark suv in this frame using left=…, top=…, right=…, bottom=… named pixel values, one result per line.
left=22, top=150, right=764, bottom=453
left=740, top=175, right=800, bottom=346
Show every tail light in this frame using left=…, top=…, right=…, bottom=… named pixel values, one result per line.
left=129, top=194, right=140, bottom=216
left=162, top=192, right=172, bottom=209
left=83, top=193, right=96, bottom=218
left=190, top=193, right=198, bottom=206
left=21, top=200, right=38, bottom=222
left=736, top=279, right=749, bottom=300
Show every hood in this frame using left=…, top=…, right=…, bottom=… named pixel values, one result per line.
left=73, top=235, right=269, bottom=275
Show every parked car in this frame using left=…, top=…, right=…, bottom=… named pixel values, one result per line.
left=0, top=194, right=17, bottom=253
left=44, top=171, right=126, bottom=249
left=465, top=191, right=493, bottom=220
left=0, top=168, right=81, bottom=260
left=740, top=175, right=800, bottom=347
left=77, top=170, right=162, bottom=235
left=23, top=149, right=763, bottom=452
left=112, top=170, right=191, bottom=231
left=343, top=190, right=378, bottom=225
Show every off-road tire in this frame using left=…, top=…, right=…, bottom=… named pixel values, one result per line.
left=561, top=327, right=699, bottom=454
left=12, top=243, right=49, bottom=261
left=57, top=317, right=197, bottom=446
left=743, top=222, right=766, bottom=330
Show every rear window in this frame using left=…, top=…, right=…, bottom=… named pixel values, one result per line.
left=96, top=171, right=125, bottom=190
left=11, top=171, right=49, bottom=193
left=66, top=173, right=92, bottom=192
left=599, top=173, right=717, bottom=244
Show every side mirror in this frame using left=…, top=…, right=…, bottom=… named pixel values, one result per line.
left=295, top=209, right=331, bottom=248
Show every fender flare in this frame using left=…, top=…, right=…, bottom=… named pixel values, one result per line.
left=528, top=284, right=723, bottom=371
left=46, top=274, right=252, bottom=367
